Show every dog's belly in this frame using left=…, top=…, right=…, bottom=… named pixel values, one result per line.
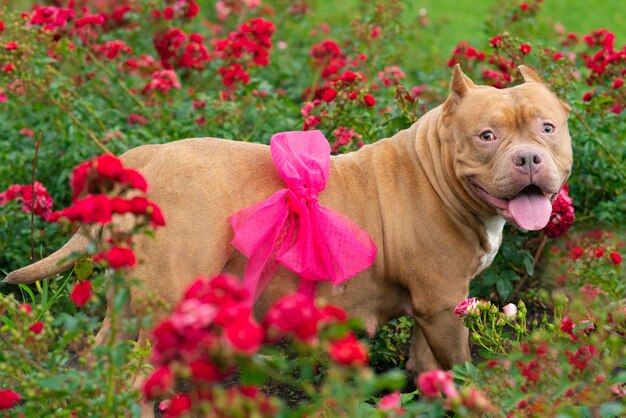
left=222, top=249, right=412, bottom=330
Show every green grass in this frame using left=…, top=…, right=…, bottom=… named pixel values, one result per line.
left=314, top=0, right=626, bottom=56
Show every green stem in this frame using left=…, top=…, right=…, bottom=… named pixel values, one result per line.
left=30, top=132, right=41, bottom=263
left=106, top=278, right=119, bottom=410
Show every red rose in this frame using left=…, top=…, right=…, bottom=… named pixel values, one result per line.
left=520, top=44, right=531, bottom=55
left=319, top=304, right=347, bottom=324
left=143, top=366, right=173, bottom=399
left=96, top=154, right=125, bottom=181
left=321, top=87, right=337, bottom=102
left=97, top=246, right=136, bottom=269
left=186, top=1, right=200, bottom=18
left=127, top=197, right=150, bottom=214
left=225, top=313, right=263, bottom=354
left=128, top=113, right=148, bottom=125
left=0, top=389, right=20, bottom=410
left=110, top=197, right=132, bottom=214
left=363, top=94, right=376, bottom=108
left=328, top=331, right=369, bottom=366
left=567, top=345, right=598, bottom=370
left=489, top=35, right=503, bottom=48
left=29, top=321, right=44, bottom=334
left=569, top=246, right=584, bottom=260
left=610, top=251, right=622, bottom=265
left=162, top=7, right=174, bottom=19
left=340, top=71, right=358, bottom=83
left=543, top=183, right=575, bottom=238
left=264, top=293, right=321, bottom=341
left=70, top=281, right=93, bottom=307
left=560, top=315, right=574, bottom=333
left=181, top=275, right=246, bottom=310
left=189, top=359, right=222, bottom=382
left=62, top=194, right=112, bottom=224
left=166, top=394, right=191, bottom=417
left=70, top=162, right=90, bottom=198
left=417, top=369, right=458, bottom=398
left=560, top=314, right=577, bottom=340
left=121, top=169, right=148, bottom=192
left=149, top=204, right=166, bottom=226
left=151, top=320, right=180, bottom=361
left=0, top=182, right=57, bottom=222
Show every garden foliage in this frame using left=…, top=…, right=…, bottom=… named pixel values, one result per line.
left=0, top=0, right=625, bottom=416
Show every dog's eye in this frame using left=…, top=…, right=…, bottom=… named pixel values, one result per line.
left=541, top=123, right=555, bottom=133
left=479, top=131, right=496, bottom=141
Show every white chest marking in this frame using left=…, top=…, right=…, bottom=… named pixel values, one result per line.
left=475, top=215, right=506, bottom=276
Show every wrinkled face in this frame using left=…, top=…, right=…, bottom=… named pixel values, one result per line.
left=445, top=77, right=572, bottom=230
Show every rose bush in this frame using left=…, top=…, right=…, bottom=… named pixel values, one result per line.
left=1, top=0, right=625, bottom=416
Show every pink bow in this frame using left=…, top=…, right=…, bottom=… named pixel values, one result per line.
left=230, top=130, right=377, bottom=304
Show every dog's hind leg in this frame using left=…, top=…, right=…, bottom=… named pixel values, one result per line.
left=94, top=286, right=138, bottom=347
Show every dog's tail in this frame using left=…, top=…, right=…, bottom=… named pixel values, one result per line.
left=3, top=230, right=90, bottom=284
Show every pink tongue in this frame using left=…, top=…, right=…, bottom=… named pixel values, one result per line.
left=508, top=190, right=553, bottom=230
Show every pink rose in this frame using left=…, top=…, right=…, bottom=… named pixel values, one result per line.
left=502, top=303, right=518, bottom=319
left=454, top=297, right=478, bottom=318
left=417, top=369, right=459, bottom=398
left=378, top=391, right=403, bottom=415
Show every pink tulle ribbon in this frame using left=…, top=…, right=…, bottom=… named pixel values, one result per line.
left=230, top=130, right=377, bottom=304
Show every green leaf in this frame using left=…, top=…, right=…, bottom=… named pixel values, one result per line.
left=480, top=270, right=499, bottom=286
left=496, top=279, right=514, bottom=301
left=453, top=361, right=478, bottom=382
left=400, top=389, right=420, bottom=404
left=240, top=364, right=267, bottom=386
left=1, top=315, right=15, bottom=329
left=18, top=284, right=36, bottom=305
left=113, top=287, right=129, bottom=312
left=501, top=270, right=520, bottom=283
left=600, top=402, right=626, bottom=416
left=373, top=369, right=406, bottom=391
left=521, top=252, right=534, bottom=276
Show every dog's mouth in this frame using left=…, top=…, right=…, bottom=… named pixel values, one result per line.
left=470, top=181, right=557, bottom=230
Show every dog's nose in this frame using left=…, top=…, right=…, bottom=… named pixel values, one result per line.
left=512, top=149, right=543, bottom=173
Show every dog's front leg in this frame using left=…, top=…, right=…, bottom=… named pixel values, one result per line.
left=414, top=307, right=470, bottom=370
left=405, top=323, right=442, bottom=374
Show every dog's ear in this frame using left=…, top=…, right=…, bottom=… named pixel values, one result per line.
left=450, top=64, right=476, bottom=97
left=519, top=65, right=571, bottom=114
left=518, top=65, right=544, bottom=84
left=443, top=64, right=476, bottom=117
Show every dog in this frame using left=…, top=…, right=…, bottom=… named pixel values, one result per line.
left=4, top=64, right=572, bottom=378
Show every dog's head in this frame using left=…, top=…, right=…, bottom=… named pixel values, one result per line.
left=440, top=65, right=573, bottom=230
